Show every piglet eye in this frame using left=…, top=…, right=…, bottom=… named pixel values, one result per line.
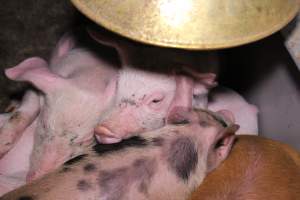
left=147, top=93, right=165, bottom=109
left=152, top=99, right=162, bottom=103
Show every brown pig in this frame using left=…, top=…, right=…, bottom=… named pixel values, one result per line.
left=189, top=135, right=300, bottom=200
left=0, top=108, right=238, bottom=200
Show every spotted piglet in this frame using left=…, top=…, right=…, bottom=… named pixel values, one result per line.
left=1, top=108, right=238, bottom=200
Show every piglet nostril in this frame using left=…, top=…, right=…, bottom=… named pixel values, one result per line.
left=94, top=126, right=122, bottom=144
left=94, top=126, right=115, bottom=138
left=96, top=135, right=121, bottom=144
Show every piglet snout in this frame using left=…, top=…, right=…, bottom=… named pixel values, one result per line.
left=94, top=125, right=121, bottom=144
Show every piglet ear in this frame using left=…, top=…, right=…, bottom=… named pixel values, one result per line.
left=50, top=33, right=76, bottom=63
left=207, top=124, right=239, bottom=172
left=216, top=109, right=236, bottom=124
left=216, top=124, right=239, bottom=158
left=87, top=27, right=132, bottom=66
left=5, top=57, right=65, bottom=93
left=87, top=27, right=119, bottom=49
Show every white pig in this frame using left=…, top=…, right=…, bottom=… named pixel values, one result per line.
left=0, top=33, right=118, bottom=188
left=88, top=28, right=219, bottom=143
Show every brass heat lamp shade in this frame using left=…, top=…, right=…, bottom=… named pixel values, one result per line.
left=71, top=0, right=300, bottom=50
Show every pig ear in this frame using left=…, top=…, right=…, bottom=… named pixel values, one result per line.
left=167, top=75, right=194, bottom=115
left=207, top=124, right=239, bottom=172
left=87, top=27, right=131, bottom=65
left=51, top=33, right=76, bottom=61
left=87, top=27, right=119, bottom=49
left=5, top=57, right=66, bottom=93
left=216, top=109, right=236, bottom=125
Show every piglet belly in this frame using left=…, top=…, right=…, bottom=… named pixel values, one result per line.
left=0, top=121, right=35, bottom=178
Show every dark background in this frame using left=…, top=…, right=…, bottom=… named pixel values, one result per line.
left=1, top=0, right=299, bottom=149
left=0, top=0, right=78, bottom=110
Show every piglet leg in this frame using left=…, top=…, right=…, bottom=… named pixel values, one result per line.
left=169, top=67, right=217, bottom=113
left=183, top=67, right=217, bottom=109
left=168, top=75, right=194, bottom=113
left=26, top=136, right=76, bottom=182
left=0, top=90, right=40, bottom=158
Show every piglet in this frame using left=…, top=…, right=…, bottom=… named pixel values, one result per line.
left=88, top=28, right=218, bottom=143
left=189, top=135, right=300, bottom=199
left=0, top=33, right=118, bottom=184
left=0, top=108, right=239, bottom=200
left=0, top=28, right=217, bottom=187
left=207, top=86, right=259, bottom=135
left=0, top=90, right=39, bottom=159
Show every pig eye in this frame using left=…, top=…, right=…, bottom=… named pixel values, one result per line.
left=148, top=94, right=164, bottom=105
left=147, top=93, right=165, bottom=109
left=152, top=98, right=162, bottom=103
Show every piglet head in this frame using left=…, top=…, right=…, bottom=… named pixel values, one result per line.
left=95, top=68, right=176, bottom=143
left=166, top=107, right=239, bottom=179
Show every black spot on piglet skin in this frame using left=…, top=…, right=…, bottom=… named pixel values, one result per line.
left=17, top=196, right=34, bottom=200
left=77, top=180, right=92, bottom=191
left=167, top=136, right=198, bottom=181
left=84, top=163, right=97, bottom=172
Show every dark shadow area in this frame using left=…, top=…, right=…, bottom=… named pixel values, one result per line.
left=219, top=33, right=300, bottom=94
left=0, top=0, right=78, bottom=111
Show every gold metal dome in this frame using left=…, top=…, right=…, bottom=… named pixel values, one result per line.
left=71, top=0, right=300, bottom=50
